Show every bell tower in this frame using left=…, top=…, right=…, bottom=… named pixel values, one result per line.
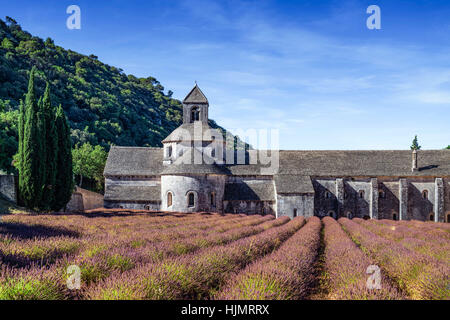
left=182, top=84, right=209, bottom=124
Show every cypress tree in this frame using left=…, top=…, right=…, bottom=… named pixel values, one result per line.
left=17, top=99, right=24, bottom=205
left=21, top=67, right=44, bottom=209
left=53, top=104, right=73, bottom=211
left=40, top=82, right=58, bottom=210
left=411, top=135, right=421, bottom=150
left=37, top=95, right=46, bottom=193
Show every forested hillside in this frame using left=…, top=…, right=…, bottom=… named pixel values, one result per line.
left=0, top=17, right=240, bottom=174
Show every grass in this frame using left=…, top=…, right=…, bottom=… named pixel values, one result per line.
left=0, top=195, right=33, bottom=215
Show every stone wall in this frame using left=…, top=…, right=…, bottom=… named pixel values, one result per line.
left=312, top=178, right=338, bottom=217
left=408, top=180, right=435, bottom=221
left=312, top=178, right=372, bottom=219
left=444, top=178, right=450, bottom=222
left=161, top=174, right=226, bottom=213
left=223, top=200, right=275, bottom=215
left=66, top=192, right=84, bottom=212
left=378, top=180, right=399, bottom=220
left=276, top=194, right=314, bottom=219
left=66, top=187, right=103, bottom=212
left=343, top=179, right=372, bottom=218
left=104, top=200, right=160, bottom=210
left=76, top=187, right=104, bottom=210
left=0, top=175, right=17, bottom=203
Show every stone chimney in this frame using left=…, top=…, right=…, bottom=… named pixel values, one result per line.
left=412, top=149, right=418, bottom=172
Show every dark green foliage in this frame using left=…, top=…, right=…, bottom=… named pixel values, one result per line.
left=446, top=146, right=450, bottom=149
left=20, top=67, right=44, bottom=209
left=17, top=99, right=24, bottom=203
left=40, top=82, right=58, bottom=210
left=410, top=135, right=421, bottom=150
left=72, top=142, right=108, bottom=192
left=0, top=18, right=245, bottom=174
left=53, top=105, right=73, bottom=211
left=0, top=18, right=183, bottom=157
left=0, top=102, right=18, bottom=174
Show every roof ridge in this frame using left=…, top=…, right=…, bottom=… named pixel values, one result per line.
left=276, top=149, right=448, bottom=152
left=111, top=146, right=162, bottom=150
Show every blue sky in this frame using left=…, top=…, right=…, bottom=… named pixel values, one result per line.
left=2, top=0, right=450, bottom=150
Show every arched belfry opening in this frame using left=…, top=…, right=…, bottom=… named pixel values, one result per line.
left=191, top=106, right=200, bottom=122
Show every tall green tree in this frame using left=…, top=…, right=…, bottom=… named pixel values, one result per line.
left=17, top=99, right=25, bottom=204
left=20, top=67, right=45, bottom=209
left=410, top=135, right=421, bottom=150
left=53, top=104, right=73, bottom=211
left=72, top=142, right=107, bottom=191
left=40, top=82, right=58, bottom=210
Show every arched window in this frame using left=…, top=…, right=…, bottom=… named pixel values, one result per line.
left=379, top=190, right=385, bottom=199
left=293, top=209, right=298, bottom=217
left=210, top=192, right=215, bottom=207
left=328, top=211, right=336, bottom=219
left=393, top=213, right=397, bottom=221
left=188, top=192, right=195, bottom=207
left=325, top=191, right=331, bottom=199
left=346, top=211, right=352, bottom=219
left=167, top=192, right=173, bottom=207
left=447, top=213, right=450, bottom=223
left=422, top=190, right=428, bottom=200
left=167, top=146, right=172, bottom=158
left=211, top=148, right=216, bottom=158
left=145, top=205, right=150, bottom=210
left=191, top=107, right=200, bottom=122
left=358, top=190, right=365, bottom=199
left=429, top=213, right=434, bottom=221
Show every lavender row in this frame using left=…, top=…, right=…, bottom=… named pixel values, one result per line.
left=56, top=215, right=277, bottom=286
left=215, top=216, right=321, bottom=300
left=355, top=219, right=449, bottom=264
left=86, top=216, right=303, bottom=300
left=339, top=218, right=449, bottom=300
left=375, top=219, right=450, bottom=241
left=0, top=214, right=269, bottom=269
left=320, top=217, right=405, bottom=300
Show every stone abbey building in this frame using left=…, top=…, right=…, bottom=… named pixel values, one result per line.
left=104, top=85, right=450, bottom=222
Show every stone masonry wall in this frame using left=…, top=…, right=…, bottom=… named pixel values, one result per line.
left=0, top=175, right=17, bottom=203
left=276, top=194, right=314, bottom=219
left=161, top=174, right=225, bottom=213
left=378, top=180, right=399, bottom=220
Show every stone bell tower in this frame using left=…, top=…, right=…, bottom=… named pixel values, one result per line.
left=182, top=84, right=209, bottom=124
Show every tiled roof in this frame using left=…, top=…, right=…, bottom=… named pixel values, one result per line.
left=104, top=184, right=161, bottom=201
left=224, top=181, right=275, bottom=201
left=105, top=147, right=450, bottom=177
left=162, top=122, right=222, bottom=143
left=274, top=175, right=314, bottom=194
left=103, top=146, right=163, bottom=176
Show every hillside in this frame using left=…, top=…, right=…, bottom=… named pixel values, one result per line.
left=0, top=17, right=245, bottom=174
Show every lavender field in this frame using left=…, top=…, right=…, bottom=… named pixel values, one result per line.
left=0, top=210, right=448, bottom=300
